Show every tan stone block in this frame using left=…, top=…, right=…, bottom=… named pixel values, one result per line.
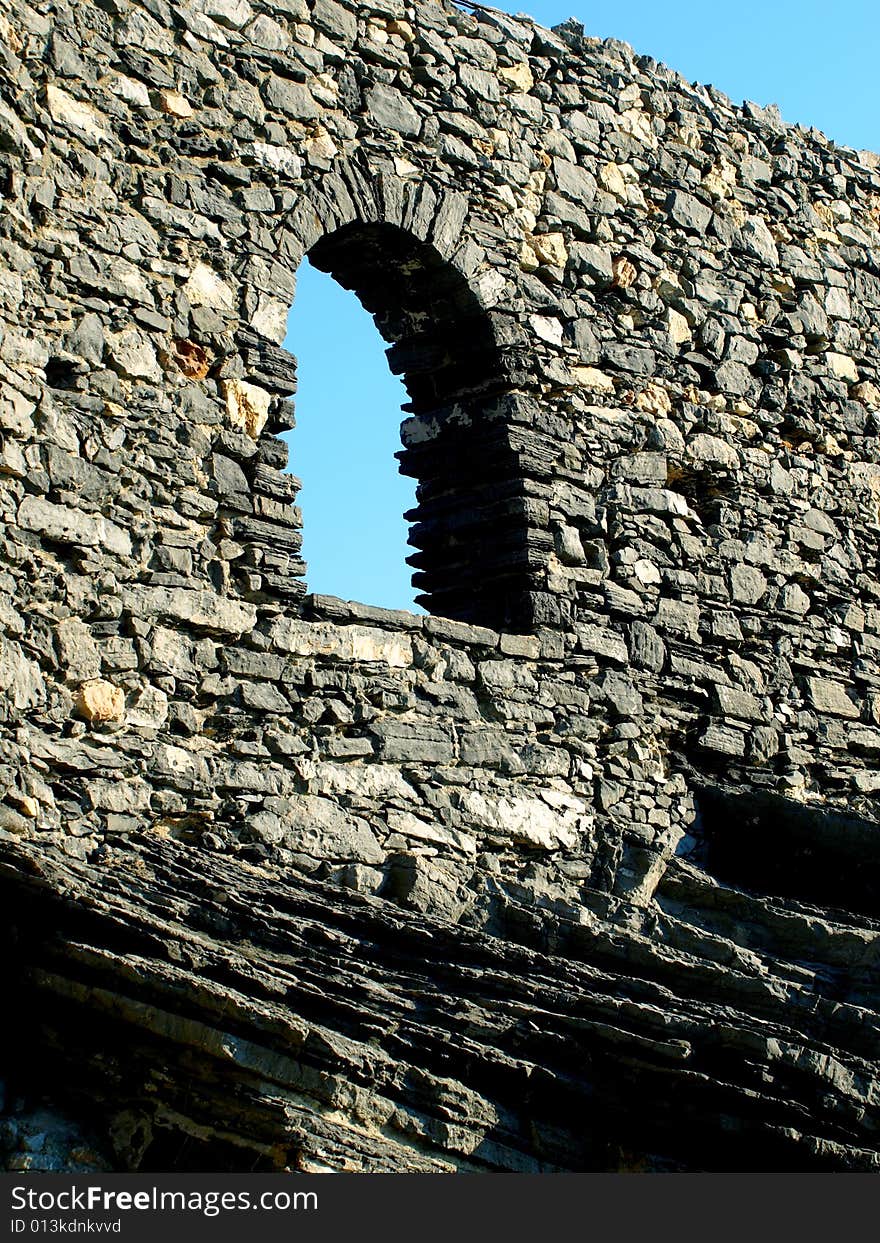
left=45, top=84, right=110, bottom=143
left=853, top=381, right=880, bottom=409
left=499, top=62, right=533, bottom=92
left=813, top=200, right=835, bottom=230
left=826, top=352, right=859, bottom=383
left=722, top=198, right=748, bottom=229
left=75, top=680, right=125, bottom=722
left=667, top=308, right=692, bottom=345
left=528, top=232, right=568, bottom=267
left=611, top=256, right=637, bottom=288
left=184, top=263, right=235, bottom=312
left=106, top=327, right=162, bottom=382
left=634, top=382, right=672, bottom=415
left=388, top=18, right=414, bottom=42
left=305, top=127, right=338, bottom=165
left=223, top=378, right=273, bottom=438
left=0, top=14, right=23, bottom=53
left=158, top=90, right=194, bottom=118
left=570, top=366, right=615, bottom=393
left=599, top=161, right=627, bottom=198
left=519, top=242, right=539, bottom=272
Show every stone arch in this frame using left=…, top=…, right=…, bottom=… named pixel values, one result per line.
left=274, top=173, right=534, bottom=629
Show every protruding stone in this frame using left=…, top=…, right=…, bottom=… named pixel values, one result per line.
left=826, top=352, right=859, bottom=383
left=780, top=584, right=810, bottom=615
left=853, top=380, right=880, bottom=408
left=667, top=189, right=712, bottom=232
left=529, top=314, right=564, bottom=345
left=170, top=339, right=212, bottom=379
left=305, top=128, right=338, bottom=166
left=126, top=685, right=170, bottom=729
left=499, top=62, right=534, bottom=91
left=75, top=680, right=125, bottom=723
left=599, top=161, right=627, bottom=198
left=730, top=564, right=767, bottom=605
left=388, top=19, right=415, bottom=41
left=0, top=637, right=45, bottom=710
left=739, top=214, right=779, bottom=265
left=18, top=497, right=132, bottom=557
left=667, top=308, right=692, bottom=345
left=526, top=232, right=568, bottom=267
left=806, top=677, right=860, bottom=719
left=611, top=256, right=637, bottom=288
left=157, top=90, right=194, bottom=118
left=244, top=13, right=290, bottom=50
left=223, top=378, right=273, bottom=438
left=200, top=0, right=254, bottom=29
left=687, top=433, right=739, bottom=469
left=55, top=619, right=101, bottom=684
left=633, top=382, right=671, bottom=415
left=184, top=263, right=235, bottom=312
left=271, top=619, right=413, bottom=667
left=45, top=84, right=110, bottom=143
left=570, top=366, right=614, bottom=392
left=106, top=328, right=162, bottom=382
left=698, top=721, right=747, bottom=757
left=365, top=84, right=420, bottom=135
left=555, top=524, right=586, bottom=565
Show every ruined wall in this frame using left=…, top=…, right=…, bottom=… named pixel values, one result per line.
left=1, top=0, right=880, bottom=1172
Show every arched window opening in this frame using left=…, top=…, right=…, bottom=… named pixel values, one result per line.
left=282, top=221, right=529, bottom=631
left=282, top=258, right=421, bottom=613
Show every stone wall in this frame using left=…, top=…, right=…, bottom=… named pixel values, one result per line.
left=1, top=0, right=879, bottom=1171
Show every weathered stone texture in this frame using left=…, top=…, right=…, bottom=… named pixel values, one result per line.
left=0, top=0, right=879, bottom=1173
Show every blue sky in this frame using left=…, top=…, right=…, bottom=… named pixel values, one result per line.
left=283, top=0, right=877, bottom=613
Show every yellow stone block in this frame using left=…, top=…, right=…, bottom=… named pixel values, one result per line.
left=499, top=63, right=534, bottom=92
left=75, top=680, right=125, bottom=723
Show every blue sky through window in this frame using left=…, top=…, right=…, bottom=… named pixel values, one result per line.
left=282, top=259, right=421, bottom=612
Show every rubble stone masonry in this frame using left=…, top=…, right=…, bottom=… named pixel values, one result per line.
left=1, top=0, right=879, bottom=1171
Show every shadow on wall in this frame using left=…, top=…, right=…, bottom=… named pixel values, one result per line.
left=680, top=783, right=880, bottom=920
